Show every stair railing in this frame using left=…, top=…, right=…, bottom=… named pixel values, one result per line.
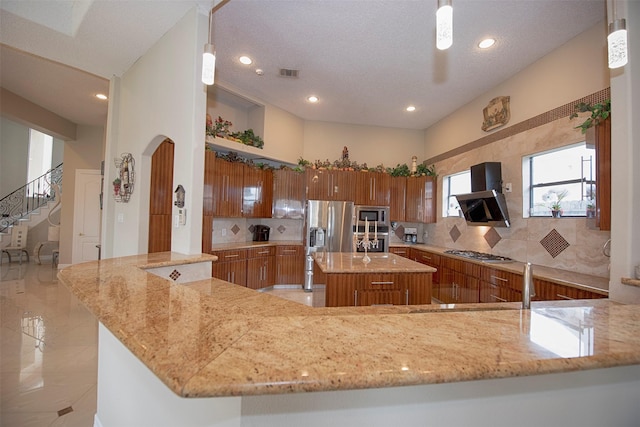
left=0, top=163, right=63, bottom=233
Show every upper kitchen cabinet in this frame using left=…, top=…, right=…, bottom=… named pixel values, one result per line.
left=587, top=116, right=611, bottom=231
left=355, top=171, right=390, bottom=206
left=272, top=169, right=305, bottom=219
left=406, top=175, right=437, bottom=223
left=205, top=154, right=243, bottom=218
left=243, top=166, right=273, bottom=218
left=206, top=85, right=303, bottom=166
left=389, top=176, right=407, bottom=221
left=305, top=169, right=355, bottom=201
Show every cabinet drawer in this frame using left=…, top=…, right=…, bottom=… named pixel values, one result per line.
left=359, top=273, right=401, bottom=290
left=481, top=267, right=521, bottom=289
left=441, top=256, right=464, bottom=272
left=276, top=245, right=303, bottom=256
left=247, top=246, right=276, bottom=258
left=389, top=247, right=411, bottom=258
left=211, top=249, right=247, bottom=261
left=413, top=250, right=441, bottom=266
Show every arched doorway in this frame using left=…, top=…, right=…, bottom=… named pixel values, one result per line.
left=148, top=138, right=174, bottom=253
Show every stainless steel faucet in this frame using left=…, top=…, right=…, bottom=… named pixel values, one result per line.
left=523, top=262, right=536, bottom=309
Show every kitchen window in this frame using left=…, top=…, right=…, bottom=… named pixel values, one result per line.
left=524, top=142, right=595, bottom=217
left=442, top=170, right=471, bottom=217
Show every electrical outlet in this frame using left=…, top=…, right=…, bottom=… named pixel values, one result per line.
left=221, top=228, right=227, bottom=236
left=117, top=213, right=124, bottom=223
left=505, top=182, right=512, bottom=193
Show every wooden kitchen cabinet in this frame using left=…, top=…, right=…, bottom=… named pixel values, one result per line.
left=389, top=246, right=411, bottom=259
left=479, top=267, right=523, bottom=303
left=405, top=176, right=437, bottom=223
left=246, top=246, right=276, bottom=290
left=276, top=245, right=304, bottom=285
left=410, top=248, right=441, bottom=300
left=211, top=249, right=247, bottom=286
left=272, top=169, right=305, bottom=219
left=532, top=278, right=607, bottom=301
left=321, top=271, right=431, bottom=307
left=389, top=176, right=407, bottom=221
left=210, top=155, right=244, bottom=217
left=355, top=171, right=390, bottom=206
left=438, top=257, right=478, bottom=303
left=305, top=169, right=354, bottom=201
left=243, top=166, right=273, bottom=218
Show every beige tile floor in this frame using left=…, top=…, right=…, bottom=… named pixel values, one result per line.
left=1, top=261, right=98, bottom=427
left=0, top=261, right=310, bottom=426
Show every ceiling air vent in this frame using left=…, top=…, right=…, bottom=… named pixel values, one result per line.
left=279, top=68, right=299, bottom=78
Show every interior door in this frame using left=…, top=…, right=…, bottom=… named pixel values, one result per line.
left=148, top=139, right=175, bottom=252
left=72, top=169, right=102, bottom=264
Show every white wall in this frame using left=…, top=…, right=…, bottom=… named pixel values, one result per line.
left=424, top=22, right=610, bottom=160
left=102, top=7, right=207, bottom=257
left=609, top=0, right=640, bottom=303
left=303, top=121, right=424, bottom=169
left=0, top=116, right=29, bottom=197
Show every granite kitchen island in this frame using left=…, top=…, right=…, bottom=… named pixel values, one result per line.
left=57, top=252, right=640, bottom=427
left=312, top=252, right=436, bottom=307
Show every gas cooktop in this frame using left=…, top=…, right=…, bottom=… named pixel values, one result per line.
left=444, top=249, right=514, bottom=263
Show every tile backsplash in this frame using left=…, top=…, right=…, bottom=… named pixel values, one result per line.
left=212, top=218, right=303, bottom=244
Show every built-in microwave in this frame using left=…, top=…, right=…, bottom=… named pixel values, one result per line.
left=354, top=205, right=389, bottom=227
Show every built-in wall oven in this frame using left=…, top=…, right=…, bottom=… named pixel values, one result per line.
left=354, top=205, right=390, bottom=253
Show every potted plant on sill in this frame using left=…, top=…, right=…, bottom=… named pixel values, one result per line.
left=548, top=189, right=568, bottom=218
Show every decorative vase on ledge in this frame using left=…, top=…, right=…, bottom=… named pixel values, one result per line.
left=551, top=210, right=562, bottom=218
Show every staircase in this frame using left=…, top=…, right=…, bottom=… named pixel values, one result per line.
left=0, top=164, right=63, bottom=245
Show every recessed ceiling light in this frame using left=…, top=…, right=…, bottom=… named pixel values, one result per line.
left=239, top=56, right=252, bottom=65
left=255, top=68, right=264, bottom=76
left=406, top=105, right=416, bottom=112
left=307, top=96, right=319, bottom=103
left=478, top=38, right=496, bottom=49
left=96, top=93, right=108, bottom=100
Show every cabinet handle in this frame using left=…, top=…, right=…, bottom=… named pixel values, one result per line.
left=556, top=294, right=573, bottom=300
left=395, top=250, right=406, bottom=255
left=231, top=271, right=235, bottom=283
left=282, top=249, right=297, bottom=253
left=257, top=250, right=270, bottom=255
left=490, top=275, right=508, bottom=283
left=491, top=294, right=507, bottom=302
left=354, top=289, right=358, bottom=306
left=224, top=254, right=240, bottom=259
left=371, top=281, right=394, bottom=285
left=405, top=289, right=409, bottom=305
left=422, top=255, right=431, bottom=260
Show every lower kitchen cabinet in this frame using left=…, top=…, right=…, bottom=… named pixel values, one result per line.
left=479, top=267, right=523, bottom=303
left=409, top=248, right=441, bottom=301
left=438, top=257, right=479, bottom=304
left=276, top=245, right=304, bottom=285
left=246, top=247, right=276, bottom=290
left=389, top=246, right=411, bottom=259
left=211, top=249, right=247, bottom=286
left=532, top=278, right=607, bottom=301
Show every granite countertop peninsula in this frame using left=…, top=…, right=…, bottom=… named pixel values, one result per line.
left=58, top=252, right=640, bottom=399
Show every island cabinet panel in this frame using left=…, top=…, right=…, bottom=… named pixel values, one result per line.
left=323, top=272, right=431, bottom=307
left=202, top=215, right=213, bottom=253
left=355, top=171, right=390, bottom=206
left=276, top=245, right=304, bottom=285
left=389, top=176, right=407, bottom=221
left=405, top=176, right=437, bottom=223
left=243, top=167, right=273, bottom=218
left=479, top=267, right=523, bottom=303
left=211, top=249, right=247, bottom=286
left=532, top=278, right=607, bottom=301
left=305, top=169, right=354, bottom=201
left=272, top=169, right=305, bottom=219
left=246, top=247, right=276, bottom=290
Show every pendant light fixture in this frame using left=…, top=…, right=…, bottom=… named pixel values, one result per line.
left=607, top=0, right=628, bottom=69
left=202, top=8, right=216, bottom=85
left=436, top=0, right=453, bottom=50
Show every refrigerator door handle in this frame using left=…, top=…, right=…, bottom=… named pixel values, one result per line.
left=327, top=204, right=333, bottom=250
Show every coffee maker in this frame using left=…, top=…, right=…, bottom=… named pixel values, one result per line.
left=253, top=225, right=270, bottom=242
left=403, top=227, right=417, bottom=244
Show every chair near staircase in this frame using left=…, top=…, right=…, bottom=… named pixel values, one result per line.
left=1, top=225, right=29, bottom=264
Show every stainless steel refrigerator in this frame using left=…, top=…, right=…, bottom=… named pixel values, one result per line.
left=304, top=200, right=355, bottom=291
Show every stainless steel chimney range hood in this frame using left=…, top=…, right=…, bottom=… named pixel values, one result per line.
left=455, top=162, right=511, bottom=227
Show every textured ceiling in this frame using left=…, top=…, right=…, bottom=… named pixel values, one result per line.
left=0, top=0, right=606, bottom=130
